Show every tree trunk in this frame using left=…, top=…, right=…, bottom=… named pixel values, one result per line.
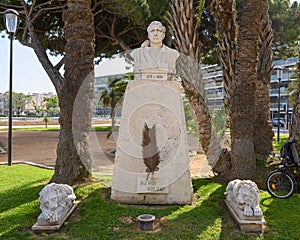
left=50, top=0, right=95, bottom=185
left=210, top=0, right=237, bottom=100
left=254, top=0, right=274, bottom=156
left=167, top=0, right=212, bottom=154
left=111, top=107, right=116, bottom=129
left=210, top=0, right=237, bottom=177
left=176, top=55, right=211, bottom=154
left=289, top=39, right=300, bottom=152
left=230, top=0, right=263, bottom=180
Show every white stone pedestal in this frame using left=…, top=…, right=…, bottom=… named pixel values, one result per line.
left=225, top=200, right=265, bottom=232
left=111, top=80, right=193, bottom=204
left=32, top=202, right=78, bottom=231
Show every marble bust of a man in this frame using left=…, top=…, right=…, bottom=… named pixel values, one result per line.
left=130, top=21, right=179, bottom=79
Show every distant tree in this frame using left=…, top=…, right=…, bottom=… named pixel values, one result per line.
left=99, top=75, right=132, bottom=136
left=2, top=92, right=31, bottom=117
left=210, top=106, right=227, bottom=145
left=13, top=93, right=32, bottom=116
left=43, top=96, right=59, bottom=117
left=183, top=98, right=198, bottom=136
left=287, top=66, right=299, bottom=105
left=198, top=0, right=219, bottom=65
left=268, top=0, right=300, bottom=59
left=33, top=95, right=59, bottom=127
left=33, top=101, right=48, bottom=127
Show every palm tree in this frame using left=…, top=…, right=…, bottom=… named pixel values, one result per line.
left=289, top=43, right=300, bottom=144
left=230, top=0, right=263, bottom=180
left=287, top=70, right=298, bottom=105
left=167, top=0, right=212, bottom=154
left=99, top=76, right=131, bottom=136
left=212, top=0, right=273, bottom=179
left=254, top=0, right=274, bottom=156
left=211, top=0, right=237, bottom=102
left=210, top=0, right=237, bottom=176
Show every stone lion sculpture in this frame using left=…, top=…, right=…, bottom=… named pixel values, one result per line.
left=37, top=183, right=76, bottom=225
left=225, top=179, right=262, bottom=217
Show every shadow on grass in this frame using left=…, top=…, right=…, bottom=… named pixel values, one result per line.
left=260, top=192, right=300, bottom=239
left=0, top=165, right=52, bottom=239
left=0, top=181, right=50, bottom=239
left=0, top=180, right=48, bottom=213
left=63, top=178, right=228, bottom=240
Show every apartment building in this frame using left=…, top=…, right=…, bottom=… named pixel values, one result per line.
left=25, top=92, right=56, bottom=112
left=93, top=56, right=298, bottom=123
left=202, top=57, right=298, bottom=125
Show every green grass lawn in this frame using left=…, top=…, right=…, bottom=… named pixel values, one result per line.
left=272, top=134, right=289, bottom=152
left=1, top=164, right=300, bottom=239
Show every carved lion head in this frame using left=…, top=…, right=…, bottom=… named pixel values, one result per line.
left=39, top=183, right=76, bottom=214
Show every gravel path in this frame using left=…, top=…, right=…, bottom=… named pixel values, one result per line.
left=0, top=130, right=211, bottom=177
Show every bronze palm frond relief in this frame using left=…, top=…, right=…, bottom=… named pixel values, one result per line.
left=142, top=123, right=160, bottom=179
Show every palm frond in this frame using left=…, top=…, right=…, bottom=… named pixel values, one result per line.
left=142, top=123, right=160, bottom=178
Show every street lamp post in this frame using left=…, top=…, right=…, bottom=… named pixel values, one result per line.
left=274, top=66, right=283, bottom=142
left=3, top=9, right=19, bottom=166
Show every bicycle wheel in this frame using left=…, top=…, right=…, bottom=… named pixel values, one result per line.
left=266, top=170, right=296, bottom=199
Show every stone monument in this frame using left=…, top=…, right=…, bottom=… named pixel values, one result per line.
left=32, top=183, right=77, bottom=231
left=110, top=21, right=193, bottom=204
left=224, top=179, right=265, bottom=232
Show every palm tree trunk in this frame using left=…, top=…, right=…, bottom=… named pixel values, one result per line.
left=254, top=0, right=274, bottom=156
left=180, top=74, right=211, bottom=153
left=230, top=0, right=263, bottom=180
left=50, top=0, right=95, bottom=185
left=111, top=108, right=116, bottom=129
left=210, top=0, right=237, bottom=177
left=210, top=0, right=237, bottom=147
left=210, top=0, right=237, bottom=100
left=167, top=0, right=212, bottom=154
left=289, top=40, right=300, bottom=152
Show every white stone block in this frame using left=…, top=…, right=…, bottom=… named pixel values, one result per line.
left=111, top=80, right=193, bottom=204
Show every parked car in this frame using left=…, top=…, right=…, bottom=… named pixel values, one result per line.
left=272, top=118, right=285, bottom=127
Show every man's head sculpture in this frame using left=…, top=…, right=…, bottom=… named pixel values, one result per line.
left=147, top=21, right=166, bottom=45
left=147, top=21, right=166, bottom=34
left=130, top=20, right=179, bottom=77
left=141, top=21, right=166, bottom=48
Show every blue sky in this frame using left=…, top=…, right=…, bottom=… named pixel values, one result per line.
left=0, top=29, right=134, bottom=95
left=0, top=33, right=58, bottom=94
left=0, top=32, right=131, bottom=94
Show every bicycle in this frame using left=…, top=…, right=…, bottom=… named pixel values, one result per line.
left=265, top=140, right=299, bottom=199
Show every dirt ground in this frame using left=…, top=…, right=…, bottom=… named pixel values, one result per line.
left=0, top=129, right=211, bottom=177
